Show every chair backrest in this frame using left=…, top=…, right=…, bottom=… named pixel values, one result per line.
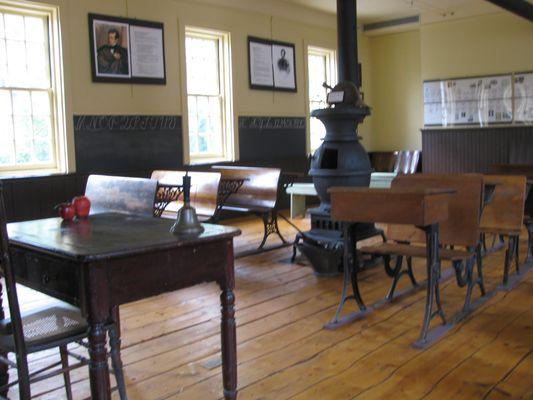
left=151, top=170, right=221, bottom=218
left=489, top=164, right=533, bottom=180
left=0, top=183, right=29, bottom=367
left=390, top=173, right=484, bottom=247
left=480, top=175, right=526, bottom=232
left=212, top=165, right=281, bottom=210
left=85, top=175, right=158, bottom=217
left=370, top=152, right=397, bottom=172
left=393, top=150, right=421, bottom=174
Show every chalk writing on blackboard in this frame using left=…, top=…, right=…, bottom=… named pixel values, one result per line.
left=74, top=115, right=179, bottom=132
left=239, top=116, right=305, bottom=130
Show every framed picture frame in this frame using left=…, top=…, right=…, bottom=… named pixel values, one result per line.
left=89, top=13, right=166, bottom=84
left=248, top=36, right=297, bottom=92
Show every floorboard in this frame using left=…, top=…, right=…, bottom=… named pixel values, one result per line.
left=3, top=215, right=532, bottom=399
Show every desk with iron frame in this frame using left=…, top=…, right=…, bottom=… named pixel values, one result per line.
left=327, top=188, right=455, bottom=347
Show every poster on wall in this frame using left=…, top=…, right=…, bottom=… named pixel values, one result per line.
left=248, top=36, right=297, bottom=92
left=89, top=14, right=166, bottom=84
left=514, top=72, right=533, bottom=123
left=423, top=73, right=516, bottom=127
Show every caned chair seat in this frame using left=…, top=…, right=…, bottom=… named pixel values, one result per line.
left=0, top=303, right=87, bottom=353
left=360, top=242, right=473, bottom=261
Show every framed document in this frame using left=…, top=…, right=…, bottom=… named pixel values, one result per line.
left=89, top=14, right=166, bottom=84
left=248, top=36, right=297, bottom=92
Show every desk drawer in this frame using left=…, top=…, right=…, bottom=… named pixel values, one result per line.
left=10, top=248, right=80, bottom=306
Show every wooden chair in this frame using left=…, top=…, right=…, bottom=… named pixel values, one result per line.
left=150, top=170, right=221, bottom=222
left=0, top=183, right=127, bottom=399
left=393, top=150, right=421, bottom=174
left=85, top=174, right=158, bottom=217
left=369, top=152, right=397, bottom=172
left=360, top=174, right=485, bottom=315
left=212, top=166, right=284, bottom=249
left=480, top=175, right=527, bottom=284
left=489, top=164, right=533, bottom=259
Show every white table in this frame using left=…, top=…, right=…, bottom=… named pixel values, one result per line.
left=286, top=172, right=397, bottom=218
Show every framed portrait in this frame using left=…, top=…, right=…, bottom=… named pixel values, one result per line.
left=88, top=14, right=166, bottom=84
left=248, top=36, right=297, bottom=92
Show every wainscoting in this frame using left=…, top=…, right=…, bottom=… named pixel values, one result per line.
left=422, top=125, right=533, bottom=173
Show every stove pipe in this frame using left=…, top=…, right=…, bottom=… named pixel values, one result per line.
left=337, top=0, right=359, bottom=86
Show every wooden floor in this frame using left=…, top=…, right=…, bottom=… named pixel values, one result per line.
left=6, top=212, right=533, bottom=399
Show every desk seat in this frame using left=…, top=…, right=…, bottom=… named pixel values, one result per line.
left=360, top=242, right=473, bottom=261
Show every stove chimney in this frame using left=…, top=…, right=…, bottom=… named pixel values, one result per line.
left=337, top=0, right=359, bottom=86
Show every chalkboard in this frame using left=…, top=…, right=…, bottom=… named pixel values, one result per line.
left=238, top=116, right=306, bottom=161
left=74, top=115, right=182, bottom=173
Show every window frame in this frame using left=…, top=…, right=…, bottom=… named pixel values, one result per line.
left=307, top=45, right=336, bottom=154
left=184, top=26, right=234, bottom=164
left=0, top=1, right=66, bottom=176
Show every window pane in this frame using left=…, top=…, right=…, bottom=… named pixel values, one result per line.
left=31, top=91, right=50, bottom=115
left=13, top=115, right=33, bottom=164
left=309, top=54, right=327, bottom=101
left=185, top=36, right=220, bottom=95
left=12, top=90, right=31, bottom=115
left=0, top=115, right=14, bottom=164
left=4, top=13, right=24, bottom=40
left=308, top=49, right=334, bottom=153
left=0, top=13, right=5, bottom=39
left=0, top=39, right=7, bottom=86
left=33, top=115, right=52, bottom=162
left=6, top=39, right=27, bottom=87
left=0, top=89, right=11, bottom=114
left=24, top=16, right=45, bottom=43
left=26, top=42, right=50, bottom=88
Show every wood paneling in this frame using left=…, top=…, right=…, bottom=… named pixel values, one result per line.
left=422, top=126, right=533, bottom=173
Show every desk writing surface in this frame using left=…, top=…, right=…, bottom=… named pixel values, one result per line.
left=7, top=213, right=240, bottom=262
left=329, top=188, right=455, bottom=226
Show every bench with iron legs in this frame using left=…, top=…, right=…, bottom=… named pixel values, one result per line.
left=212, top=166, right=286, bottom=250
left=151, top=170, right=221, bottom=222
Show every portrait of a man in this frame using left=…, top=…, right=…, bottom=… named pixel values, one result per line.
left=92, top=20, right=131, bottom=78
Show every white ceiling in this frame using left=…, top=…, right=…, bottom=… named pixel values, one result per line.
left=281, top=0, right=503, bottom=24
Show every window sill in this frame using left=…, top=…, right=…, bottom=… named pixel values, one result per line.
left=187, top=157, right=233, bottom=166
left=0, top=168, right=68, bottom=180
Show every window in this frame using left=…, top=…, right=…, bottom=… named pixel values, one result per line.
left=307, top=46, right=336, bottom=153
left=0, top=3, right=65, bottom=175
left=185, top=27, right=233, bottom=163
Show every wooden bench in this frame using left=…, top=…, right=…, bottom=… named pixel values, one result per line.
left=150, top=170, right=221, bottom=222
left=490, top=164, right=533, bottom=260
left=480, top=175, right=527, bottom=285
left=85, top=174, right=158, bottom=217
left=212, top=165, right=284, bottom=249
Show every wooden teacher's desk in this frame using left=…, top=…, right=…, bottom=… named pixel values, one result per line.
left=7, top=213, right=241, bottom=400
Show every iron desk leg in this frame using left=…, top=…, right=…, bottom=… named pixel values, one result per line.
left=418, top=223, right=446, bottom=345
left=325, top=223, right=368, bottom=329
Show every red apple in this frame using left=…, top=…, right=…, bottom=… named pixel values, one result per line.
left=72, top=196, right=91, bottom=218
left=55, top=202, right=76, bottom=221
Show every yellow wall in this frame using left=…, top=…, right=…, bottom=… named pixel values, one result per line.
left=368, top=29, right=421, bottom=151
left=367, top=12, right=533, bottom=151
left=12, top=0, right=362, bottom=169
